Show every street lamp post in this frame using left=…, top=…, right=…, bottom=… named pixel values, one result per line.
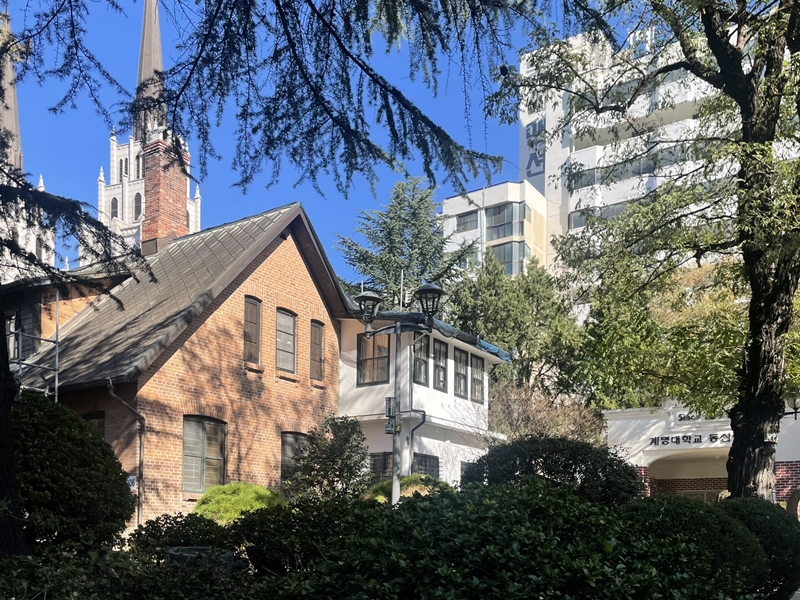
left=355, top=282, right=444, bottom=505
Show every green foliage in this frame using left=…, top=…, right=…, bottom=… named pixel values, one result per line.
left=0, top=548, right=255, bottom=600
left=231, top=497, right=383, bottom=576
left=447, top=253, right=582, bottom=389
left=336, top=178, right=476, bottom=309
left=282, top=416, right=373, bottom=501
left=617, top=495, right=770, bottom=598
left=716, top=497, right=800, bottom=600
left=461, top=435, right=643, bottom=506
left=366, top=473, right=451, bottom=502
left=192, top=482, right=285, bottom=525
left=260, top=479, right=761, bottom=599
left=127, top=513, right=234, bottom=562
left=11, top=392, right=135, bottom=550
left=0, top=483, right=776, bottom=600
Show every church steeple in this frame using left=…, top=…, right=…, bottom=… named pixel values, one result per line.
left=134, top=0, right=166, bottom=141
left=0, top=8, right=22, bottom=171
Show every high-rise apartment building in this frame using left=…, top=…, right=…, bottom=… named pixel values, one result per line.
left=445, top=35, right=709, bottom=272
left=442, top=180, right=548, bottom=274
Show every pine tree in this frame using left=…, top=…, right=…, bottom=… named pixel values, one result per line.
left=337, top=178, right=475, bottom=309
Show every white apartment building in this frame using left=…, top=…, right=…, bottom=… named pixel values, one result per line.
left=441, top=180, right=550, bottom=273
left=444, top=35, right=713, bottom=272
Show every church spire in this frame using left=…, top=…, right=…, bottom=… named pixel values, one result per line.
left=0, top=7, right=22, bottom=172
left=134, top=0, right=166, bottom=141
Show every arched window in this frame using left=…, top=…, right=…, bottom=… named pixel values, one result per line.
left=118, top=159, right=123, bottom=183
left=135, top=155, right=141, bottom=179
left=35, top=238, right=43, bottom=261
left=111, top=197, right=119, bottom=219
left=124, top=158, right=129, bottom=176
left=134, top=193, right=142, bottom=220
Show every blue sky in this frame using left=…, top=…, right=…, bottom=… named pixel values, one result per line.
left=14, top=1, right=523, bottom=283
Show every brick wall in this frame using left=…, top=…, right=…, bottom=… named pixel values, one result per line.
left=636, top=466, right=651, bottom=496
left=651, top=477, right=728, bottom=495
left=142, top=138, right=190, bottom=242
left=776, top=460, right=800, bottom=502
left=133, top=230, right=340, bottom=521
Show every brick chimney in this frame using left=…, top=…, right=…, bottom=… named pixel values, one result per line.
left=141, top=136, right=190, bottom=255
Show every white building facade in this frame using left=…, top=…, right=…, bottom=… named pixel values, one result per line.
left=339, top=315, right=509, bottom=485
left=606, top=405, right=800, bottom=504
left=441, top=180, right=551, bottom=272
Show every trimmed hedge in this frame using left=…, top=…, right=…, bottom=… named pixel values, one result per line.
left=12, top=392, right=136, bottom=550
left=717, top=497, right=800, bottom=600
left=616, top=495, right=770, bottom=599
left=462, top=435, right=644, bottom=506
left=192, top=482, right=285, bottom=525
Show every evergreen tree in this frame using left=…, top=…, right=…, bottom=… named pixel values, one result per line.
left=337, top=178, right=475, bottom=309
left=447, top=252, right=581, bottom=390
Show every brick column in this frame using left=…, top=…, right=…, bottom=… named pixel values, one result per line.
left=142, top=137, right=190, bottom=247
left=636, top=466, right=651, bottom=497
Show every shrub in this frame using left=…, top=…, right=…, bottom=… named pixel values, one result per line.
left=717, top=497, right=800, bottom=600
left=127, top=513, right=234, bottom=561
left=231, top=497, right=384, bottom=576
left=192, top=482, right=285, bottom=525
left=282, top=416, right=373, bottom=501
left=255, top=478, right=763, bottom=599
left=461, top=435, right=643, bottom=506
left=366, top=474, right=451, bottom=502
left=12, top=392, right=136, bottom=550
left=616, top=495, right=769, bottom=598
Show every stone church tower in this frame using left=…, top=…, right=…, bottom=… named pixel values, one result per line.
left=0, top=7, right=55, bottom=283
left=95, top=0, right=201, bottom=255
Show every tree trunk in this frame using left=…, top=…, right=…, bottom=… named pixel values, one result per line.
left=728, top=253, right=798, bottom=498
left=0, top=290, right=27, bottom=556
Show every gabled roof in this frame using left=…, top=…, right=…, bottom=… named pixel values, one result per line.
left=22, top=203, right=353, bottom=390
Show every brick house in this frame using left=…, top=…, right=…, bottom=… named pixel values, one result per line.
left=16, top=202, right=352, bottom=525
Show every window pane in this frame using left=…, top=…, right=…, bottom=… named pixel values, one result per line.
left=205, top=423, right=224, bottom=459
left=204, top=458, right=223, bottom=488
left=244, top=298, right=261, bottom=363
left=183, top=455, right=202, bottom=491
left=454, top=348, right=469, bottom=398
left=311, top=322, right=323, bottom=380
left=413, top=335, right=429, bottom=386
left=456, top=211, right=478, bottom=232
left=281, top=432, right=306, bottom=481
left=276, top=311, right=295, bottom=372
left=357, top=334, right=390, bottom=385
left=433, top=340, right=447, bottom=392
left=183, top=420, right=202, bottom=456
left=471, top=355, right=485, bottom=403
left=412, top=453, right=440, bottom=479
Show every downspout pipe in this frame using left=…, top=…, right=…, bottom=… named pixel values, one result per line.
left=107, top=379, right=145, bottom=527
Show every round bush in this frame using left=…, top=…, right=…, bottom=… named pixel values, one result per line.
left=192, top=482, right=285, bottom=525
left=616, top=495, right=770, bottom=598
left=462, top=435, right=644, bottom=506
left=717, top=497, right=800, bottom=600
left=12, top=392, right=136, bottom=550
left=127, top=513, right=234, bottom=561
left=366, top=474, right=451, bottom=502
